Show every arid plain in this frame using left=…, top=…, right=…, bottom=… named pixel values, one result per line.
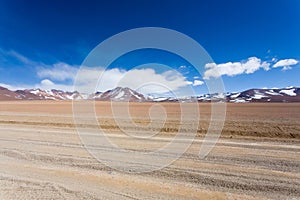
left=0, top=101, right=299, bottom=199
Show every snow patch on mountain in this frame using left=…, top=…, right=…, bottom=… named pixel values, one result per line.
left=114, top=91, right=124, bottom=99
left=279, top=89, right=296, bottom=96
left=265, top=90, right=281, bottom=96
left=252, top=94, right=267, bottom=99
left=230, top=93, right=240, bottom=98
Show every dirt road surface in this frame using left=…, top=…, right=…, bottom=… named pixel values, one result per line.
left=0, top=101, right=299, bottom=199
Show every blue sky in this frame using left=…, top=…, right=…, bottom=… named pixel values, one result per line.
left=0, top=0, right=299, bottom=96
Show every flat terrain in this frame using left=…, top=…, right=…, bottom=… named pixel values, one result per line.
left=0, top=101, right=299, bottom=199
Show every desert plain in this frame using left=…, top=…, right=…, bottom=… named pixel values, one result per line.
left=0, top=101, right=299, bottom=199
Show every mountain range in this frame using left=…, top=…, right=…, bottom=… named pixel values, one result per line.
left=0, top=86, right=299, bottom=102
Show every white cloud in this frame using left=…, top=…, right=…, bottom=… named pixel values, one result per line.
left=271, top=57, right=277, bottom=62
left=8, top=48, right=299, bottom=95
left=0, top=83, right=22, bottom=91
left=36, top=79, right=73, bottom=91
left=6, top=50, right=32, bottom=65
left=0, top=80, right=73, bottom=92
left=0, top=49, right=195, bottom=95
left=74, top=67, right=124, bottom=93
left=273, top=59, right=298, bottom=70
left=37, top=62, right=78, bottom=81
left=41, top=79, right=54, bottom=86
left=0, top=48, right=35, bottom=65
left=193, top=80, right=204, bottom=86
left=122, top=69, right=190, bottom=94
left=261, top=61, right=271, bottom=71
left=2, top=63, right=193, bottom=95
left=73, top=67, right=192, bottom=95
left=204, top=57, right=270, bottom=79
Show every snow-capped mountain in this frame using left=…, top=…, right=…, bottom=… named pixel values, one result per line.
left=0, top=86, right=25, bottom=100
left=226, top=87, right=300, bottom=102
left=149, top=96, right=178, bottom=102
left=0, top=86, right=147, bottom=101
left=89, top=87, right=147, bottom=102
left=151, top=87, right=300, bottom=102
left=0, top=87, right=83, bottom=101
left=0, top=86, right=44, bottom=100
left=0, top=86, right=299, bottom=102
left=28, top=89, right=83, bottom=100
